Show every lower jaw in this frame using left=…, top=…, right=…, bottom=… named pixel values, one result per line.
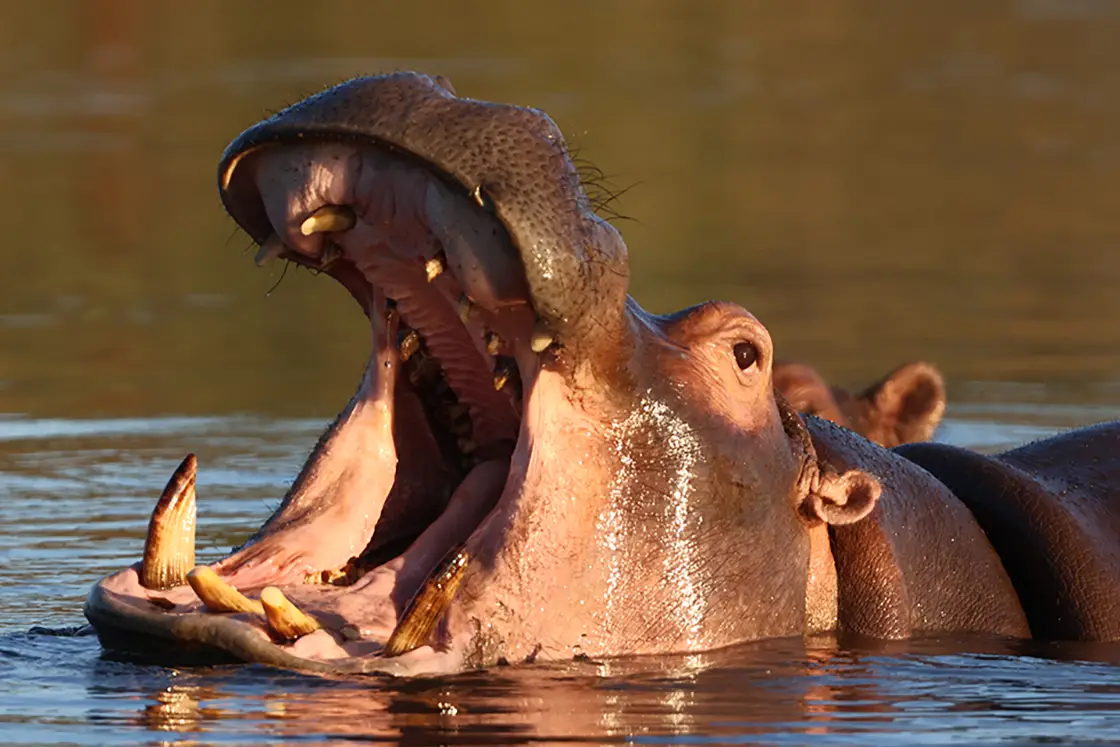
left=85, top=375, right=539, bottom=674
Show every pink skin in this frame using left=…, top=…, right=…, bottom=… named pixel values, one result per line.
left=88, top=133, right=868, bottom=672
left=88, top=141, right=555, bottom=671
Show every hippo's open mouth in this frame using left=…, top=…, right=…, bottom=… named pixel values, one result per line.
left=85, top=73, right=632, bottom=675
left=87, top=125, right=555, bottom=676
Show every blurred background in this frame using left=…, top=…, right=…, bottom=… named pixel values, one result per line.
left=1, top=0, right=1119, bottom=422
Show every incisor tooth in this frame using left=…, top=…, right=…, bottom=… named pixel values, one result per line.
left=140, top=454, right=198, bottom=591
left=425, top=254, right=446, bottom=282
left=260, top=586, right=320, bottom=640
left=300, top=205, right=356, bottom=236
left=530, top=321, right=554, bottom=353
left=254, top=234, right=286, bottom=267
left=187, top=566, right=264, bottom=616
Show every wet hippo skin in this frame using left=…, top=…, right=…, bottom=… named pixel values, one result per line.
left=773, top=361, right=946, bottom=446
left=83, top=72, right=1120, bottom=675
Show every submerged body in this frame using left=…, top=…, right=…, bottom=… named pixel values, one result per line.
left=84, top=73, right=1120, bottom=674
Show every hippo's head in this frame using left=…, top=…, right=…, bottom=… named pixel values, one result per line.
left=85, top=73, right=882, bottom=675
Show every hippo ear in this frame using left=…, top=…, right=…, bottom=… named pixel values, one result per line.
left=859, top=362, right=946, bottom=445
left=801, top=469, right=881, bottom=526
left=772, top=362, right=846, bottom=424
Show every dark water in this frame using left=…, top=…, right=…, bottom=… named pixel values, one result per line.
left=3, top=1, right=1120, bottom=744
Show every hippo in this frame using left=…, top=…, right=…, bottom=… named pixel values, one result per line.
left=773, top=361, right=946, bottom=447
left=84, top=73, right=1120, bottom=675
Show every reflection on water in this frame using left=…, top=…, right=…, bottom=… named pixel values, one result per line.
left=3, top=414, right=1120, bottom=743
left=3, top=0, right=1120, bottom=743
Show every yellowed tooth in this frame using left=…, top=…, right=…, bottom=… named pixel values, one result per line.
left=300, top=205, right=356, bottom=236
left=384, top=547, right=470, bottom=657
left=485, top=331, right=502, bottom=356
left=425, top=254, right=446, bottom=282
left=260, top=586, right=321, bottom=640
left=254, top=234, right=286, bottom=267
left=493, top=368, right=510, bottom=391
left=186, top=566, right=264, bottom=616
left=399, top=330, right=421, bottom=362
left=530, top=320, right=554, bottom=353
left=458, top=295, right=474, bottom=323
left=140, top=454, right=198, bottom=591
left=457, top=438, right=477, bottom=455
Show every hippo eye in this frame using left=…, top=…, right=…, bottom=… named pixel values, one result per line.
left=734, top=341, right=759, bottom=371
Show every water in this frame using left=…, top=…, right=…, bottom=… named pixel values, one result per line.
left=3, top=1, right=1120, bottom=744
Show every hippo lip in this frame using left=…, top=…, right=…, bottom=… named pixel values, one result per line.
left=84, top=133, right=554, bottom=674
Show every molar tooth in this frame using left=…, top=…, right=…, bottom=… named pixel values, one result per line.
left=140, top=454, right=198, bottom=591
left=186, top=566, right=265, bottom=616
left=300, top=205, right=356, bottom=236
left=530, top=320, right=555, bottom=353
left=493, top=357, right=516, bottom=391
left=447, top=403, right=469, bottom=421
left=458, top=295, right=474, bottom=323
left=425, top=253, right=446, bottom=282
left=485, top=331, right=502, bottom=356
left=458, top=438, right=477, bottom=455
left=260, top=586, right=321, bottom=641
left=399, top=330, right=421, bottom=362
left=384, top=547, right=470, bottom=657
left=254, top=234, right=286, bottom=267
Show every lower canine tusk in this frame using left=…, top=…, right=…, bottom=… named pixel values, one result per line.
left=300, top=205, right=356, bottom=236
left=140, top=454, right=198, bottom=590
left=384, top=547, right=470, bottom=657
left=187, top=566, right=265, bottom=616
left=260, top=586, right=320, bottom=640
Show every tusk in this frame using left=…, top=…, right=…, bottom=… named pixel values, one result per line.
left=260, top=586, right=320, bottom=640
left=140, top=454, right=198, bottom=590
left=300, top=205, right=356, bottom=236
left=384, top=547, right=470, bottom=657
left=530, top=320, right=554, bottom=353
left=186, top=566, right=264, bottom=616
left=425, top=253, right=446, bottom=282
left=254, top=233, right=286, bottom=267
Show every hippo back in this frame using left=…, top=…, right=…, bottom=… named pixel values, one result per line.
left=896, top=421, right=1120, bottom=641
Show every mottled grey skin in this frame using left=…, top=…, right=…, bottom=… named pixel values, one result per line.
left=773, top=361, right=946, bottom=447
left=85, top=73, right=1120, bottom=674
